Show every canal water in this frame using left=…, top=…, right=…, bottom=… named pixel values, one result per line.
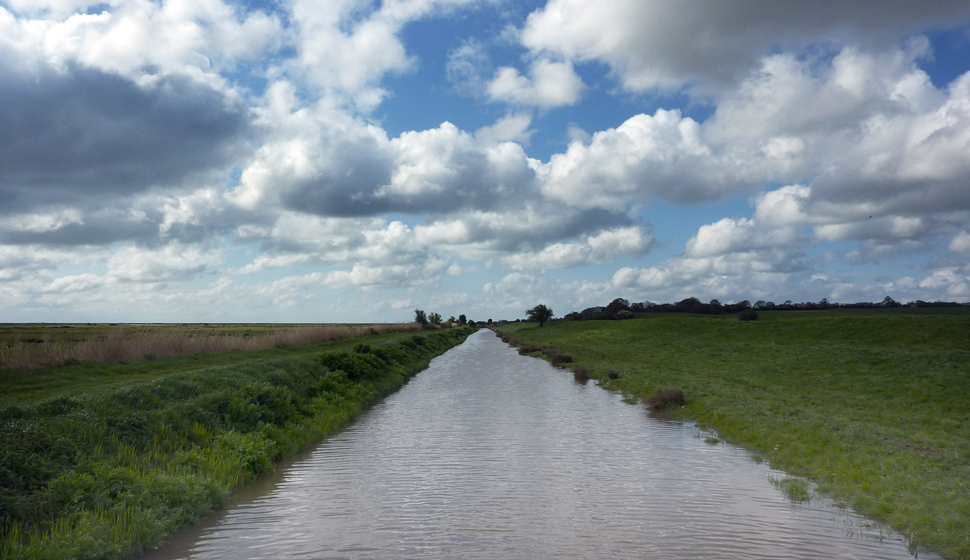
left=142, top=330, right=930, bottom=559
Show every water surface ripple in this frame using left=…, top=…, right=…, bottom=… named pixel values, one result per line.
left=143, top=330, right=930, bottom=559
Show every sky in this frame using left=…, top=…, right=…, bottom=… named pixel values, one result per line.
left=2, top=1, right=970, bottom=324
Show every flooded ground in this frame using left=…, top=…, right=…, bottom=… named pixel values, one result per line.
left=141, top=330, right=931, bottom=559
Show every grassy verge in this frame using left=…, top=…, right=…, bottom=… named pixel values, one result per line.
left=0, top=327, right=475, bottom=560
left=495, top=312, right=970, bottom=559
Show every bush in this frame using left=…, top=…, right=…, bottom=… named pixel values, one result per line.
left=645, top=388, right=685, bottom=411
left=573, top=367, right=589, bottom=384
left=549, top=354, right=574, bottom=366
left=739, top=309, right=759, bottom=321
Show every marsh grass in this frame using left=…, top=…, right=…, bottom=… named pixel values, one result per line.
left=771, top=477, right=812, bottom=503
left=496, top=311, right=970, bottom=559
left=0, top=328, right=474, bottom=560
left=0, top=323, right=422, bottom=371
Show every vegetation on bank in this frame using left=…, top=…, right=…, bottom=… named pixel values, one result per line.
left=0, top=323, right=423, bottom=372
left=0, top=327, right=475, bottom=560
left=495, top=311, right=970, bottom=560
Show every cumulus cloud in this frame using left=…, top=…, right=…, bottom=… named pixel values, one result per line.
left=504, top=226, right=652, bottom=271
left=539, top=109, right=743, bottom=208
left=487, top=59, right=585, bottom=107
left=519, top=0, right=970, bottom=94
left=1, top=0, right=281, bottom=82
left=0, top=62, right=250, bottom=214
left=107, top=243, right=222, bottom=283
left=290, top=0, right=488, bottom=109
left=950, top=231, right=970, bottom=255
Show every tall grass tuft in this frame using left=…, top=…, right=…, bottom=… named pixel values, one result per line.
left=572, top=367, right=590, bottom=384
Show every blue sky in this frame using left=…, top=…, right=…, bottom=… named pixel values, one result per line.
left=1, top=0, right=970, bottom=323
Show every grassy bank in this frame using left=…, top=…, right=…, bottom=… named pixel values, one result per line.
left=495, top=312, right=970, bottom=559
left=0, top=327, right=475, bottom=560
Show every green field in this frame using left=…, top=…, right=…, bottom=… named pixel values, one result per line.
left=0, top=326, right=475, bottom=560
left=495, top=310, right=970, bottom=560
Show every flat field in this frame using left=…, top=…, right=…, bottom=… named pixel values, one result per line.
left=495, top=309, right=970, bottom=560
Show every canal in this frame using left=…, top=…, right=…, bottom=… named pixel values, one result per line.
left=142, top=329, right=929, bottom=559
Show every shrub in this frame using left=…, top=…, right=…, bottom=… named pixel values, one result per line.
left=739, top=309, right=759, bottom=321
left=549, top=354, right=574, bottom=366
left=572, top=367, right=590, bottom=384
left=645, top=388, right=685, bottom=411
left=607, top=370, right=620, bottom=380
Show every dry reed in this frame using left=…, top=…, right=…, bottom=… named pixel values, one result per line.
left=0, top=323, right=422, bottom=371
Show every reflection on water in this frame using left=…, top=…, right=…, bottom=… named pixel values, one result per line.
left=142, top=330, right=930, bottom=559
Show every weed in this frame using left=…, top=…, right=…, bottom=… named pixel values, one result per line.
left=573, top=367, right=590, bottom=384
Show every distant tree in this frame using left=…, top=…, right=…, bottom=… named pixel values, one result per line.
left=458, top=314, right=467, bottom=325
left=882, top=296, right=901, bottom=308
left=754, top=300, right=767, bottom=309
left=526, top=304, right=554, bottom=327
left=429, top=312, right=442, bottom=325
left=447, top=316, right=456, bottom=324
left=414, top=309, right=428, bottom=326
left=487, top=318, right=493, bottom=325
left=468, top=319, right=476, bottom=326
left=606, top=298, right=631, bottom=313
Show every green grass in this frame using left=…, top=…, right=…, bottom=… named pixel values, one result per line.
left=495, top=311, right=970, bottom=559
left=0, top=327, right=475, bottom=560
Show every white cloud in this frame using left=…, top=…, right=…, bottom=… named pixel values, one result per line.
left=539, top=109, right=737, bottom=209
left=950, top=231, right=970, bottom=255
left=504, top=226, right=652, bottom=271
left=475, top=112, right=534, bottom=145
left=487, top=59, right=584, bottom=107
left=519, top=0, right=970, bottom=94
left=107, top=243, right=222, bottom=282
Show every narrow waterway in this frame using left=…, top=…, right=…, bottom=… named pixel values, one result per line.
left=142, top=330, right=930, bottom=559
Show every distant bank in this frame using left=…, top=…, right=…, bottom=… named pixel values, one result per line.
left=495, top=310, right=970, bottom=560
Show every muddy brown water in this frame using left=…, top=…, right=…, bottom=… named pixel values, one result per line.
left=141, top=330, right=931, bottom=559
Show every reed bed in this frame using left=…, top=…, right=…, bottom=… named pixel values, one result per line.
left=0, top=324, right=422, bottom=371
